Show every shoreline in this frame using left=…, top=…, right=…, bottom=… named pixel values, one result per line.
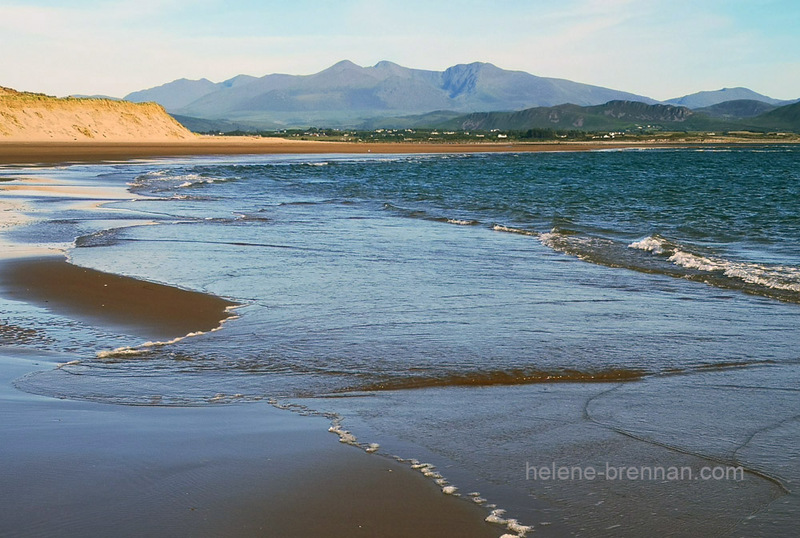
left=0, top=350, right=500, bottom=538
left=0, top=166, right=505, bottom=537
left=2, top=136, right=797, bottom=165
left=4, top=141, right=796, bottom=536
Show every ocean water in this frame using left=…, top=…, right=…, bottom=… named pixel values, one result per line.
left=3, top=147, right=800, bottom=536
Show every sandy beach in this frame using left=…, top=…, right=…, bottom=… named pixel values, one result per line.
left=0, top=137, right=670, bottom=166
left=3, top=140, right=799, bottom=537
left=3, top=0, right=798, bottom=533
left=0, top=264, right=500, bottom=538
left=0, top=257, right=237, bottom=340
left=0, top=167, right=502, bottom=537
left=0, top=351, right=499, bottom=538
left=3, top=136, right=797, bottom=167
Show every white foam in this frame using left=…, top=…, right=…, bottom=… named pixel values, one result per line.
left=128, top=169, right=169, bottom=185
left=486, top=509, right=508, bottom=524
left=492, top=224, right=538, bottom=236
left=722, top=262, right=800, bottom=292
left=486, top=509, right=534, bottom=537
left=95, top=331, right=203, bottom=358
left=668, top=250, right=722, bottom=272
left=537, top=229, right=612, bottom=261
left=507, top=519, right=534, bottom=535
left=178, top=175, right=220, bottom=188
left=626, top=234, right=800, bottom=294
left=537, top=231, right=559, bottom=248
left=208, top=392, right=244, bottom=403
left=629, top=235, right=669, bottom=254
left=410, top=463, right=441, bottom=479
left=131, top=171, right=229, bottom=191
left=96, top=346, right=146, bottom=358
left=467, top=492, right=487, bottom=504
left=95, top=311, right=239, bottom=359
left=327, top=420, right=358, bottom=445
left=667, top=251, right=800, bottom=292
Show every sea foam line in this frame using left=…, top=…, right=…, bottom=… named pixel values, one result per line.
left=492, top=224, right=538, bottom=236
left=486, top=509, right=534, bottom=537
left=95, top=306, right=240, bottom=359
left=266, top=397, right=534, bottom=537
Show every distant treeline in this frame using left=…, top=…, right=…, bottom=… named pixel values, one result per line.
left=196, top=127, right=591, bottom=141
left=520, top=128, right=585, bottom=139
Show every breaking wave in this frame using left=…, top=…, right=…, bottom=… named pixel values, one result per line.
left=629, top=235, right=800, bottom=295
left=128, top=169, right=237, bottom=195
left=382, top=202, right=482, bottom=227
left=490, top=224, right=800, bottom=303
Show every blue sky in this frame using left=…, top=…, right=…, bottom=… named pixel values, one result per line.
left=1, top=0, right=798, bottom=101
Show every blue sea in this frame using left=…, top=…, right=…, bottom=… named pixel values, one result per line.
left=3, top=147, right=799, bottom=536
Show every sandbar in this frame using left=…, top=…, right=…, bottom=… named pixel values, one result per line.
left=0, top=137, right=665, bottom=165
left=0, top=256, right=236, bottom=340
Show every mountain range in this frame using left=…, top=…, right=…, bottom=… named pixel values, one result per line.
left=123, top=60, right=798, bottom=131
left=125, top=60, right=658, bottom=128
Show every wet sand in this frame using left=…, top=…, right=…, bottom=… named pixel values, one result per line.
left=0, top=137, right=658, bottom=165
left=0, top=256, right=236, bottom=340
left=3, top=137, right=797, bottom=167
left=0, top=260, right=501, bottom=536
left=0, top=352, right=499, bottom=538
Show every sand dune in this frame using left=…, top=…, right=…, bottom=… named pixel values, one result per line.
left=0, top=86, right=194, bottom=141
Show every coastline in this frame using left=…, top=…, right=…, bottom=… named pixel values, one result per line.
left=0, top=350, right=500, bottom=538
left=0, top=138, right=635, bottom=165
left=2, top=136, right=796, bottom=165
left=3, top=143, right=798, bottom=536
left=0, top=166, right=503, bottom=537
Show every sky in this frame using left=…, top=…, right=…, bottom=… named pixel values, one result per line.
left=1, top=0, right=798, bottom=101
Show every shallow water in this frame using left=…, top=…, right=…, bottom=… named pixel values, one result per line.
left=2, top=148, right=799, bottom=536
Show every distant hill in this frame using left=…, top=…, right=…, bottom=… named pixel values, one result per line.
left=169, top=114, right=278, bottom=133
left=69, top=94, right=122, bottom=101
left=125, top=60, right=657, bottom=128
left=172, top=98, right=800, bottom=134
left=0, top=86, right=193, bottom=141
left=126, top=78, right=218, bottom=111
left=359, top=110, right=465, bottom=130
left=748, top=101, right=800, bottom=131
left=695, top=99, right=777, bottom=119
left=400, top=99, right=798, bottom=133
left=125, top=76, right=259, bottom=111
left=430, top=101, right=737, bottom=132
left=665, top=87, right=786, bottom=108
